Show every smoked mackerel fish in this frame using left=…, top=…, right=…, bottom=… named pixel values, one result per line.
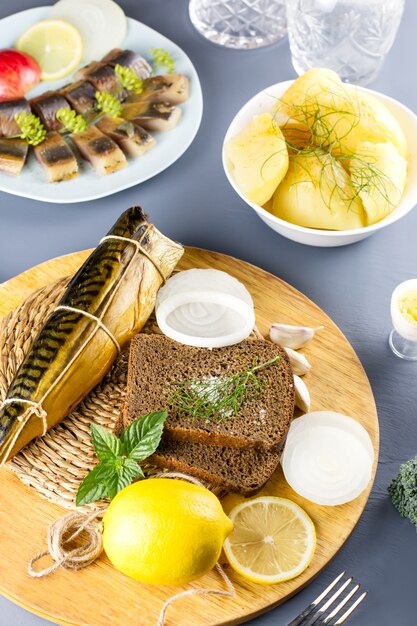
left=0, top=206, right=183, bottom=465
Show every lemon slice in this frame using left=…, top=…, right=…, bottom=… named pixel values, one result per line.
left=223, top=496, right=316, bottom=584
left=16, top=19, right=83, bottom=81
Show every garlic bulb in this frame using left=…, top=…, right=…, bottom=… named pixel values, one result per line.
left=284, top=347, right=311, bottom=376
left=294, top=375, right=310, bottom=412
left=270, top=323, right=323, bottom=349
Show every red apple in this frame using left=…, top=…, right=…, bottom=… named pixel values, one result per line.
left=0, top=49, right=41, bottom=101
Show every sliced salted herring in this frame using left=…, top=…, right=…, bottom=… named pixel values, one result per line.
left=70, top=126, right=127, bottom=175
left=33, top=131, right=78, bottom=182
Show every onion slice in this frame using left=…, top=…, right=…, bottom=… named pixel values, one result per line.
left=155, top=269, right=256, bottom=348
left=282, top=411, right=374, bottom=506
left=49, top=0, right=127, bottom=61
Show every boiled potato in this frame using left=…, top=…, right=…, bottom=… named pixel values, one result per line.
left=278, top=68, right=407, bottom=159
left=348, top=141, right=407, bottom=225
left=345, top=92, right=406, bottom=158
left=225, top=113, right=289, bottom=206
left=277, top=68, right=346, bottom=122
left=277, top=68, right=352, bottom=146
left=270, top=148, right=366, bottom=230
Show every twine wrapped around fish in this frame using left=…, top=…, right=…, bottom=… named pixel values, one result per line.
left=28, top=472, right=236, bottom=626
left=0, top=207, right=184, bottom=465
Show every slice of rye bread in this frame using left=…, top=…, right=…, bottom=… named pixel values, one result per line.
left=150, top=439, right=283, bottom=496
left=123, top=334, right=294, bottom=451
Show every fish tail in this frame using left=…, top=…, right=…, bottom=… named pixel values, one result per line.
left=0, top=403, right=33, bottom=465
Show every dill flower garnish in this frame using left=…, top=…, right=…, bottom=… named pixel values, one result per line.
left=56, top=108, right=88, bottom=134
left=151, top=47, right=175, bottom=74
left=14, top=112, right=47, bottom=146
left=115, top=64, right=144, bottom=94
left=169, top=357, right=280, bottom=422
left=95, top=91, right=122, bottom=118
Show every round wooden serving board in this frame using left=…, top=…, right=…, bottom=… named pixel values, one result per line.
left=0, top=248, right=379, bottom=626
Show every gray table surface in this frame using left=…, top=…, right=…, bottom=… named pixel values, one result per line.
left=1, top=1, right=417, bottom=625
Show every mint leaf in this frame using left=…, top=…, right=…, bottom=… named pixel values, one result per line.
left=91, top=423, right=122, bottom=461
left=76, top=459, right=116, bottom=506
left=121, top=410, right=167, bottom=462
left=107, top=458, right=144, bottom=500
left=76, top=411, right=167, bottom=506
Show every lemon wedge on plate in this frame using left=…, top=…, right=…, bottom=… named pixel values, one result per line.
left=223, top=496, right=316, bottom=584
left=16, top=19, right=83, bottom=80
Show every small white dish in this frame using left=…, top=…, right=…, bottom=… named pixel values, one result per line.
left=0, top=7, right=203, bottom=203
left=389, top=278, right=417, bottom=360
left=223, top=80, right=417, bottom=247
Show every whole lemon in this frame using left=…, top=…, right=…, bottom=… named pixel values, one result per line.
left=102, top=478, right=233, bottom=585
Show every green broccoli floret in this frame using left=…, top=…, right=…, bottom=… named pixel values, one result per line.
left=388, top=456, right=417, bottom=528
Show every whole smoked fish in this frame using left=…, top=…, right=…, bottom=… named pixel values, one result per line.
left=0, top=207, right=183, bottom=464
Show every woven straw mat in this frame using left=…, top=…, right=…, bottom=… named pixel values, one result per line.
left=0, top=277, right=262, bottom=510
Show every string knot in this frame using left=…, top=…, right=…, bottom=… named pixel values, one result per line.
left=29, top=403, right=47, bottom=421
left=0, top=398, right=48, bottom=435
left=28, top=509, right=105, bottom=578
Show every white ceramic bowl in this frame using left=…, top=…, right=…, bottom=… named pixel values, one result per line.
left=222, top=80, right=417, bottom=247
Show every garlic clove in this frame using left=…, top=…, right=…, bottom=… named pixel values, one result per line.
left=294, top=375, right=311, bottom=412
left=284, top=347, right=311, bottom=376
left=270, top=323, right=324, bottom=349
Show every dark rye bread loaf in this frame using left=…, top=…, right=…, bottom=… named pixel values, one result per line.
left=123, top=334, right=294, bottom=451
left=151, top=439, right=283, bottom=496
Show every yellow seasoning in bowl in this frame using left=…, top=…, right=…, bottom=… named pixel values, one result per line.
left=398, top=291, right=417, bottom=326
left=390, top=279, right=417, bottom=360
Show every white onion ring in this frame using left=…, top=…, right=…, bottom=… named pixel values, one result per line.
left=50, top=0, right=127, bottom=61
left=281, top=411, right=374, bottom=506
left=155, top=269, right=255, bottom=348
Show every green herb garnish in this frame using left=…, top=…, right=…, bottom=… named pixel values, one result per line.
left=14, top=112, right=47, bottom=146
left=56, top=108, right=88, bottom=134
left=115, top=64, right=144, bottom=94
left=95, top=91, right=122, bottom=118
left=169, top=357, right=280, bottom=423
left=76, top=410, right=167, bottom=506
left=151, top=47, right=175, bottom=74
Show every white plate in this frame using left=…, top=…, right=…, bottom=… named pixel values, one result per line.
left=0, top=7, right=203, bottom=203
left=223, top=80, right=417, bottom=247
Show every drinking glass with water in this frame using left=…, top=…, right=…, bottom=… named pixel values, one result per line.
left=286, top=0, right=405, bottom=85
left=189, top=0, right=287, bottom=49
